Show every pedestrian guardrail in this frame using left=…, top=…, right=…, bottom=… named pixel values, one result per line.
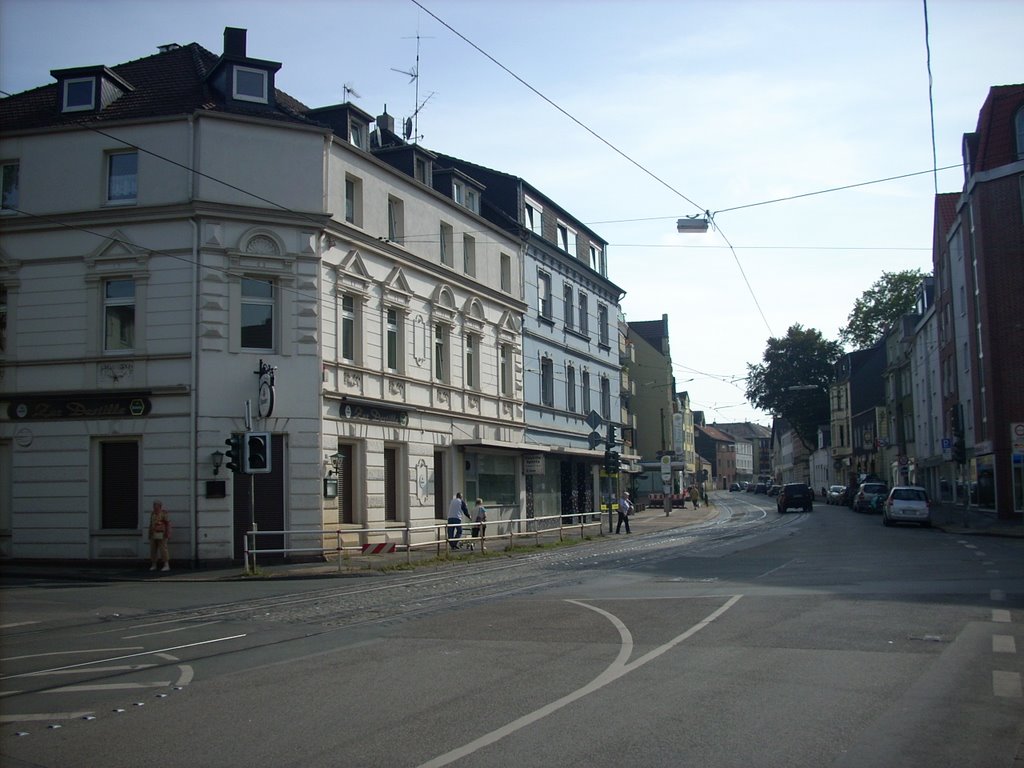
left=243, top=512, right=604, bottom=573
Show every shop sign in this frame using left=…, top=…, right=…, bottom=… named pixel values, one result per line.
left=1012, top=423, right=1024, bottom=455
left=7, top=393, right=152, bottom=421
left=523, top=454, right=545, bottom=475
left=341, top=401, right=408, bottom=427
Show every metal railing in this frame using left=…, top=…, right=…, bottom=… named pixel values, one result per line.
left=243, top=512, right=605, bottom=573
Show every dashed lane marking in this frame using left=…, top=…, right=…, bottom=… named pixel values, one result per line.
left=993, top=671, right=1022, bottom=698
left=993, top=635, right=1016, bottom=654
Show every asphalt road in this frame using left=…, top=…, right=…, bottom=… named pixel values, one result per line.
left=2, top=494, right=1022, bottom=767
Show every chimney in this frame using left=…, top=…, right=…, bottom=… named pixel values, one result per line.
left=376, top=108, right=395, bottom=134
left=224, top=27, right=247, bottom=58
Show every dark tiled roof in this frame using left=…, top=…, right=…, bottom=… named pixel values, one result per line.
left=1, top=43, right=314, bottom=132
left=973, top=84, right=1024, bottom=173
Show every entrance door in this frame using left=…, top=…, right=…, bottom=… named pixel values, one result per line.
left=233, top=434, right=284, bottom=562
left=434, top=451, right=445, bottom=520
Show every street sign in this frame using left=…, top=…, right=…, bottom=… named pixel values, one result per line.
left=660, top=454, right=672, bottom=481
left=585, top=409, right=603, bottom=431
left=587, top=431, right=603, bottom=450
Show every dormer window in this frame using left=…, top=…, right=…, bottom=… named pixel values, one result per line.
left=63, top=77, right=96, bottom=112
left=350, top=119, right=368, bottom=150
left=233, top=66, right=268, bottom=103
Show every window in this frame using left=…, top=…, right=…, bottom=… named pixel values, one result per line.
left=582, top=370, right=591, bottom=413
left=233, top=66, right=268, bottom=103
left=1016, top=107, right=1024, bottom=160
left=465, top=187, right=480, bottom=214
left=386, top=308, right=402, bottom=371
left=563, top=284, right=574, bottom=329
left=383, top=447, right=399, bottom=522
left=0, top=285, right=7, bottom=353
left=241, top=277, right=274, bottom=350
left=63, top=76, right=95, bottom=112
left=600, top=376, right=611, bottom=419
left=577, top=293, right=588, bottom=336
left=345, top=175, right=362, bottom=225
left=541, top=357, right=554, bottom=407
left=598, top=304, right=609, bottom=346
left=499, top=344, right=512, bottom=397
left=1, top=162, right=18, bottom=210
left=589, top=244, right=600, bottom=271
left=100, top=441, right=138, bottom=529
left=387, top=196, right=404, bottom=243
left=107, top=152, right=138, bottom=204
left=434, top=323, right=448, bottom=382
left=566, top=364, right=577, bottom=412
left=557, top=222, right=577, bottom=255
left=350, top=119, right=368, bottom=150
left=524, top=197, right=543, bottom=236
left=452, top=179, right=465, bottom=206
left=340, top=294, right=356, bottom=362
left=104, top=279, right=134, bottom=352
left=463, top=234, right=476, bottom=276
left=500, top=253, right=512, bottom=293
left=465, top=334, right=479, bottom=389
left=440, top=222, right=454, bottom=267
left=414, top=156, right=431, bottom=185
left=538, top=271, right=552, bottom=319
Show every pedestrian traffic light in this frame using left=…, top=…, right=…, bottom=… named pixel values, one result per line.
left=243, top=431, right=272, bottom=474
left=224, top=434, right=243, bottom=473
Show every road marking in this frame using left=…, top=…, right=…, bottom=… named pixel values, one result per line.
left=1, top=647, right=143, bottom=663
left=0, top=621, right=40, bottom=630
left=20, top=665, right=156, bottom=677
left=46, top=682, right=171, bottom=693
left=993, top=635, right=1016, bottom=654
left=417, top=594, right=743, bottom=768
left=122, top=620, right=223, bottom=639
left=991, top=589, right=1006, bottom=601
left=992, top=609, right=1011, bottom=623
left=757, top=559, right=797, bottom=579
left=993, top=671, right=1022, bottom=698
left=0, top=711, right=93, bottom=724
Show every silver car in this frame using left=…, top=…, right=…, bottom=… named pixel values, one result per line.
left=882, top=486, right=931, bottom=527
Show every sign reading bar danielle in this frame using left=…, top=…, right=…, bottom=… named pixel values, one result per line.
left=341, top=401, right=408, bottom=427
left=8, top=393, right=152, bottom=421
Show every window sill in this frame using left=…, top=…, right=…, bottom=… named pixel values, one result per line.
left=566, top=328, right=590, bottom=343
left=537, top=315, right=555, bottom=328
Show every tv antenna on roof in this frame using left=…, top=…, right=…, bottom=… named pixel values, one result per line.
left=392, top=28, right=434, bottom=144
left=343, top=82, right=361, bottom=102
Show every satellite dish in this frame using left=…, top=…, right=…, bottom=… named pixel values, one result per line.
left=403, top=118, right=413, bottom=141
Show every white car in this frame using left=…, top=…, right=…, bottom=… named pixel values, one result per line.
left=882, top=486, right=931, bottom=527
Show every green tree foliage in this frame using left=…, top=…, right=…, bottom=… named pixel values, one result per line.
left=746, top=325, right=843, bottom=450
left=839, top=269, right=925, bottom=349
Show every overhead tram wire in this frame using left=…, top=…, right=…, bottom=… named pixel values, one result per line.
left=410, top=0, right=774, bottom=336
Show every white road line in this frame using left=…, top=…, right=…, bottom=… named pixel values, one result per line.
left=2, top=647, right=143, bottom=663
left=417, top=594, right=743, bottom=768
left=122, top=620, right=223, bottom=639
left=757, top=559, right=797, bottom=579
left=992, top=609, right=1012, bottom=623
left=993, top=635, right=1016, bottom=654
left=46, top=682, right=172, bottom=693
left=993, top=671, right=1022, bottom=698
left=20, top=665, right=156, bottom=677
left=0, top=635, right=247, bottom=680
left=0, top=711, right=93, bottom=724
left=0, top=621, right=40, bottom=630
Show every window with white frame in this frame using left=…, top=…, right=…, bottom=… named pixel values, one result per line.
left=440, top=222, right=454, bottom=267
left=434, top=323, right=448, bottom=382
left=465, top=187, right=480, bottom=214
left=350, top=119, right=368, bottom=150
left=241, top=277, right=274, bottom=350
left=62, top=77, right=95, bottom=112
left=452, top=179, right=465, bottom=206
left=107, top=151, right=137, bottom=204
left=563, top=284, right=574, bottom=329
left=582, top=370, right=591, bottom=413
left=566, top=364, right=577, bottom=412
left=588, top=244, right=600, bottom=271
left=340, top=294, right=357, bottom=362
left=465, top=333, right=479, bottom=389
left=1, top=162, right=18, bottom=210
left=524, top=197, right=543, bottom=236
left=541, top=357, right=554, bottom=407
left=104, top=278, right=135, bottom=352
left=557, top=222, right=577, bottom=256
left=538, top=271, right=552, bottom=319
left=345, top=175, right=362, bottom=225
left=463, top=234, right=476, bottom=276
left=387, top=196, right=404, bottom=243
left=233, top=66, right=268, bottom=103
left=577, top=292, right=588, bottom=336
left=598, top=303, right=609, bottom=346
left=386, top=307, right=403, bottom=372
left=500, top=253, right=512, bottom=293
left=499, top=343, right=512, bottom=397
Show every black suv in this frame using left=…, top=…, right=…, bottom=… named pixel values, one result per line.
left=777, top=482, right=813, bottom=513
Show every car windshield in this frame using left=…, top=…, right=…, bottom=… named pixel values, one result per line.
left=892, top=488, right=927, bottom=501
left=863, top=484, right=887, bottom=494
left=830, top=486, right=844, bottom=492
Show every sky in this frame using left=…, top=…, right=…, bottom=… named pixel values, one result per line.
left=2, top=0, right=1022, bottom=426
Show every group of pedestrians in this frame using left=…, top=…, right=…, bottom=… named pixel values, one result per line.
left=446, top=492, right=487, bottom=550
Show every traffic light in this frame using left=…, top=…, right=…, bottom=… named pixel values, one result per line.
left=953, top=437, right=966, bottom=465
left=224, top=434, right=243, bottom=473
left=604, top=450, right=620, bottom=474
left=606, top=424, right=617, bottom=449
left=244, top=432, right=272, bottom=474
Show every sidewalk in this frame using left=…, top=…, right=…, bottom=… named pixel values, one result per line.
left=929, top=501, right=1024, bottom=537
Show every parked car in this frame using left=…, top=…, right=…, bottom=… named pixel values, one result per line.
left=882, top=486, right=932, bottom=527
left=767, top=484, right=781, bottom=497
left=853, top=482, right=889, bottom=513
left=826, top=485, right=846, bottom=505
left=754, top=483, right=767, bottom=494
left=777, top=482, right=813, bottom=513
left=730, top=483, right=742, bottom=492
left=746, top=483, right=757, bottom=493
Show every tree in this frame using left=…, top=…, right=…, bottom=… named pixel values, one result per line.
left=839, top=269, right=925, bottom=349
left=746, top=325, right=843, bottom=451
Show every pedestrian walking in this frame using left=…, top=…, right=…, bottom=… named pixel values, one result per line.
left=616, top=492, right=632, bottom=533
left=472, top=498, right=487, bottom=540
left=148, top=500, right=171, bottom=572
left=447, top=492, right=467, bottom=550
left=689, top=485, right=700, bottom=509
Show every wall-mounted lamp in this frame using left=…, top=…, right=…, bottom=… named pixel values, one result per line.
left=330, top=451, right=344, bottom=474
left=211, top=450, right=224, bottom=476
left=323, top=451, right=344, bottom=499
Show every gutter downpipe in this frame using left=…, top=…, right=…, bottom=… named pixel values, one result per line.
left=189, top=113, right=200, bottom=567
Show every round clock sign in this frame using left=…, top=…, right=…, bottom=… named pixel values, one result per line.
left=258, top=379, right=275, bottom=418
